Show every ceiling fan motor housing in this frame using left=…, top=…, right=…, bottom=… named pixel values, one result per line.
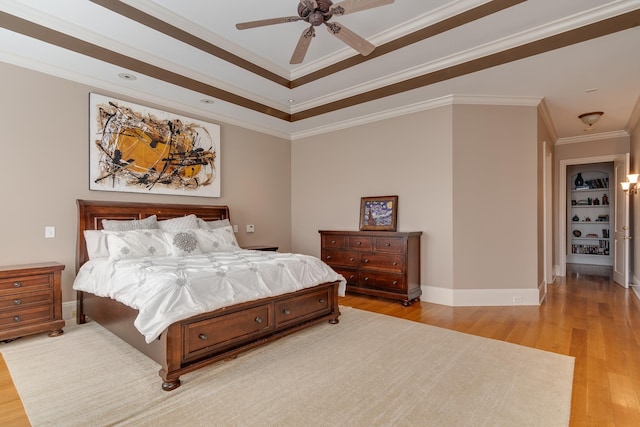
left=298, top=0, right=333, bottom=26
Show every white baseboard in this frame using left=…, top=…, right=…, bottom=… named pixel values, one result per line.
left=421, top=285, right=541, bottom=307
left=62, top=300, right=76, bottom=322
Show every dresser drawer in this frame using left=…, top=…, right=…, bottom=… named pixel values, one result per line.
left=0, top=290, right=53, bottom=311
left=359, top=271, right=405, bottom=292
left=0, top=305, right=52, bottom=329
left=374, top=237, right=404, bottom=253
left=348, top=236, right=372, bottom=251
left=183, top=304, right=273, bottom=359
left=360, top=253, right=404, bottom=272
left=330, top=266, right=358, bottom=284
left=322, top=235, right=346, bottom=248
left=0, top=274, right=52, bottom=295
left=275, top=287, right=331, bottom=328
left=323, top=249, right=359, bottom=266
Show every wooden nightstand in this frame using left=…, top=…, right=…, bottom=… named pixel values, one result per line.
left=243, top=245, right=279, bottom=252
left=0, top=262, right=65, bottom=341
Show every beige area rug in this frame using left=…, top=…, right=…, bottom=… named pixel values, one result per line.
left=1, top=306, right=573, bottom=427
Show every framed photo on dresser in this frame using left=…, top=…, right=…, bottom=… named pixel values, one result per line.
left=359, top=195, right=398, bottom=231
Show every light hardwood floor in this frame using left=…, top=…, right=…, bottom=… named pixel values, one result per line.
left=1, top=263, right=638, bottom=426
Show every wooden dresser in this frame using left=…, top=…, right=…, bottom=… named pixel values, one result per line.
left=0, top=262, right=65, bottom=341
left=319, top=230, right=422, bottom=305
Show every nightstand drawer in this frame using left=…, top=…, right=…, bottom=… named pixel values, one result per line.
left=0, top=305, right=52, bottom=329
left=0, top=274, right=52, bottom=295
left=0, top=290, right=53, bottom=311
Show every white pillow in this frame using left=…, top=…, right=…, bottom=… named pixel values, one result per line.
left=197, top=218, right=231, bottom=229
left=84, top=230, right=109, bottom=259
left=162, top=230, right=203, bottom=256
left=102, top=215, right=158, bottom=231
left=158, top=214, right=199, bottom=231
left=193, top=226, right=240, bottom=253
left=105, top=229, right=170, bottom=260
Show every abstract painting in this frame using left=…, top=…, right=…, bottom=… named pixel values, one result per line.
left=89, top=93, right=220, bottom=197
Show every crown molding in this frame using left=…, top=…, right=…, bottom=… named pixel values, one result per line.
left=555, top=130, right=630, bottom=145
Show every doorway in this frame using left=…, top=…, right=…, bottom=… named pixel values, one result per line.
left=558, top=154, right=629, bottom=288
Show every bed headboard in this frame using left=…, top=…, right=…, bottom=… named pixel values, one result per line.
left=76, top=199, right=230, bottom=273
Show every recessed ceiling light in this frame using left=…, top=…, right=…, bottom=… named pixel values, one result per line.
left=200, top=99, right=215, bottom=104
left=288, top=99, right=295, bottom=103
left=118, top=73, right=137, bottom=81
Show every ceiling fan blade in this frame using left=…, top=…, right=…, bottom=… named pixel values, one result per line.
left=236, top=16, right=302, bottom=30
left=330, top=0, right=394, bottom=16
left=325, top=22, right=375, bottom=56
left=290, top=26, right=316, bottom=64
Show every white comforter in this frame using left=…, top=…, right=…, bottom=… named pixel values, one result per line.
left=73, top=250, right=346, bottom=343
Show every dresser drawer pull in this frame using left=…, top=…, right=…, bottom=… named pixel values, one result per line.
left=386, top=242, right=391, bottom=247
left=356, top=241, right=362, bottom=246
left=13, top=299, right=21, bottom=305
left=392, top=261, right=398, bottom=266
left=255, top=316, right=264, bottom=323
left=326, top=255, right=332, bottom=260
left=331, top=240, right=336, bottom=244
left=363, top=259, right=369, bottom=263
left=13, top=316, right=21, bottom=322
left=364, top=277, right=369, bottom=281
left=349, top=257, right=355, bottom=262
left=198, top=333, right=208, bottom=340
left=393, top=281, right=398, bottom=285
left=318, top=298, right=325, bottom=304
left=282, top=309, right=291, bottom=315
left=13, top=282, right=22, bottom=288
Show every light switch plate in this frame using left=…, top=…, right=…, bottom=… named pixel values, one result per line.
left=45, top=226, right=55, bottom=238
left=246, top=224, right=255, bottom=233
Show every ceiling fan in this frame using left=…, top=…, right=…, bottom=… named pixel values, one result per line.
left=236, top=0, right=395, bottom=64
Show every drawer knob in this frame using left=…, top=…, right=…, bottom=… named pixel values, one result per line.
left=357, top=241, right=362, bottom=246
left=255, top=316, right=263, bottom=324
left=349, top=257, right=354, bottom=262
left=331, top=240, right=336, bottom=244
left=198, top=333, right=208, bottom=340
left=318, top=298, right=325, bottom=304
left=386, top=242, right=391, bottom=247
left=364, top=277, right=369, bottom=281
left=363, top=259, right=369, bottom=263
left=13, top=316, right=21, bottom=322
left=392, top=261, right=398, bottom=266
left=13, top=299, right=21, bottom=305
left=282, top=309, right=291, bottom=315
left=393, top=281, right=398, bottom=285
left=326, top=255, right=332, bottom=260
left=13, top=282, right=22, bottom=288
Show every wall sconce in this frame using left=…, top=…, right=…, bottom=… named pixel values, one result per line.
left=578, top=111, right=603, bottom=130
left=621, top=173, right=640, bottom=194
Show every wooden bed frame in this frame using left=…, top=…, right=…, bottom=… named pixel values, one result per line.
left=75, top=199, right=341, bottom=391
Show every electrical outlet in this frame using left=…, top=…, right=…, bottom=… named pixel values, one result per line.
left=246, top=224, right=255, bottom=233
left=513, top=296, right=523, bottom=303
left=45, top=226, right=56, bottom=238
left=233, top=224, right=239, bottom=233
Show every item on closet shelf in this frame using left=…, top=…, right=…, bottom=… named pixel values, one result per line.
left=575, top=173, right=584, bottom=187
left=572, top=215, right=580, bottom=222
left=602, top=194, right=609, bottom=205
left=584, top=217, right=591, bottom=222
left=577, top=199, right=588, bottom=205
left=573, top=230, right=582, bottom=237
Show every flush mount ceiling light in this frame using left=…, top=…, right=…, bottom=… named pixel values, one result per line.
left=578, top=111, right=603, bottom=130
left=118, top=72, right=137, bottom=81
